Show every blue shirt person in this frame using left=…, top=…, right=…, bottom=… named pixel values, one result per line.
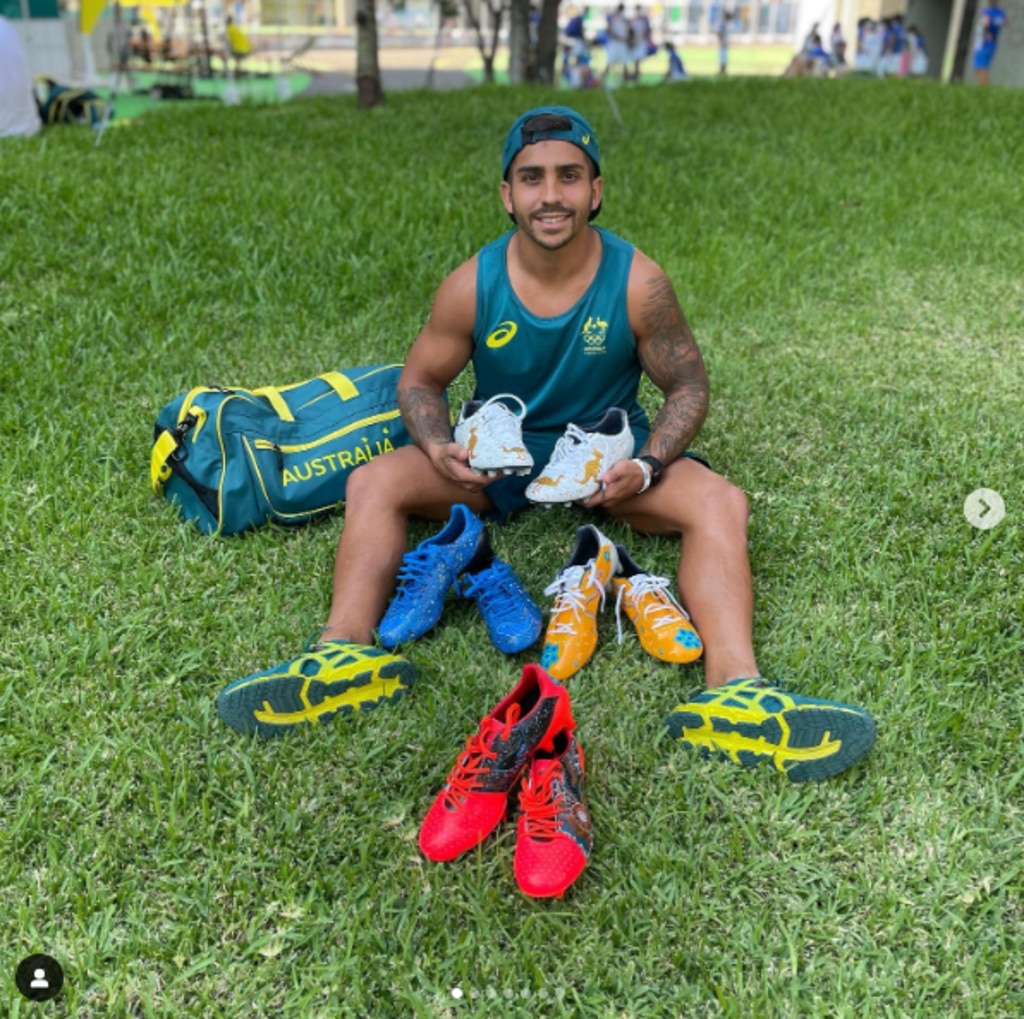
left=973, top=5, right=1007, bottom=84
left=663, top=41, right=688, bottom=81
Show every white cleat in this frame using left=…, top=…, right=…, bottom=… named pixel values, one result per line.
left=454, top=394, right=535, bottom=477
left=525, top=408, right=634, bottom=505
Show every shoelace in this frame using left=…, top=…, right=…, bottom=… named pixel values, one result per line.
left=614, top=572, right=691, bottom=645
left=304, top=624, right=334, bottom=653
left=519, top=764, right=564, bottom=841
left=474, top=392, right=527, bottom=423
left=543, top=423, right=590, bottom=470
left=466, top=394, right=528, bottom=454
left=543, top=562, right=607, bottom=635
left=442, top=702, right=523, bottom=809
left=390, top=545, right=461, bottom=608
left=461, top=561, right=517, bottom=614
left=681, top=675, right=775, bottom=705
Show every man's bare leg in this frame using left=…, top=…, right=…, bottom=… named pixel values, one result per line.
left=320, top=445, right=495, bottom=646
left=607, top=458, right=759, bottom=688
left=216, top=445, right=496, bottom=737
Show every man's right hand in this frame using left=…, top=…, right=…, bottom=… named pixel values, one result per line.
left=426, top=441, right=494, bottom=492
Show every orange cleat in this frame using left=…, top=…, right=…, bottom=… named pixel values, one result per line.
left=540, top=525, right=619, bottom=680
left=611, top=545, right=702, bottom=664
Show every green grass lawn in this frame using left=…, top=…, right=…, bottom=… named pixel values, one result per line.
left=2, top=79, right=1023, bottom=1017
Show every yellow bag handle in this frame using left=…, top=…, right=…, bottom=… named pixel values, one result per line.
left=320, top=371, right=359, bottom=401
left=252, top=371, right=360, bottom=422
left=150, top=430, right=179, bottom=493
left=250, top=385, right=295, bottom=421
left=151, top=402, right=208, bottom=493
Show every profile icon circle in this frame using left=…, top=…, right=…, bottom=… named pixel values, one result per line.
left=15, top=954, right=64, bottom=1002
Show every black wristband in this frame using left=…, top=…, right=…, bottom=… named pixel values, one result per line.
left=638, top=455, right=664, bottom=486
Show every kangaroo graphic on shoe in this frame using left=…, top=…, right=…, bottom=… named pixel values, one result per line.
left=526, top=408, right=634, bottom=505
left=454, top=393, right=534, bottom=477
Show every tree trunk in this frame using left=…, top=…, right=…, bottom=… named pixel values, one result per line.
left=508, top=0, right=531, bottom=84
left=355, top=0, right=384, bottom=108
left=535, top=0, right=560, bottom=85
left=462, top=0, right=505, bottom=84
left=488, top=6, right=505, bottom=83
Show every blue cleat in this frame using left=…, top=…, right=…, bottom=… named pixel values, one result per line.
left=461, top=555, right=543, bottom=654
left=378, top=504, right=485, bottom=648
left=665, top=677, right=876, bottom=782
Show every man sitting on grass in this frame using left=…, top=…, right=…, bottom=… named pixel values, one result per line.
left=217, top=105, right=877, bottom=783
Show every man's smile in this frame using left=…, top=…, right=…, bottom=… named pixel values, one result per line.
left=532, top=209, right=574, bottom=227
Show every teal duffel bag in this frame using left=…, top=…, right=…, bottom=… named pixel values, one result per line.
left=151, top=363, right=410, bottom=536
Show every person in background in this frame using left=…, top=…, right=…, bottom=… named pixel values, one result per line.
left=0, top=14, right=42, bottom=139
left=907, top=24, right=928, bottom=77
left=600, top=3, right=633, bottom=86
left=806, top=33, right=833, bottom=75
left=561, top=44, right=597, bottom=88
left=880, top=15, right=907, bottom=77
left=576, top=50, right=598, bottom=87
left=663, top=39, right=689, bottom=82
left=801, top=21, right=820, bottom=56
left=561, top=43, right=577, bottom=87
left=717, top=9, right=732, bottom=75
left=783, top=31, right=830, bottom=77
left=629, top=5, right=653, bottom=82
left=853, top=17, right=883, bottom=74
left=225, top=15, right=253, bottom=74
left=564, top=6, right=590, bottom=61
left=830, top=21, right=847, bottom=67
left=973, top=4, right=1007, bottom=86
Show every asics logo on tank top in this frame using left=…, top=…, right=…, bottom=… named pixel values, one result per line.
left=486, top=321, right=519, bottom=349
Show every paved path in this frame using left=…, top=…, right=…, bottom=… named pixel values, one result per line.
left=296, top=44, right=478, bottom=95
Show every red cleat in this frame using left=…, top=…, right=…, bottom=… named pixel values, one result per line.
left=514, top=731, right=593, bottom=898
left=419, top=664, right=574, bottom=863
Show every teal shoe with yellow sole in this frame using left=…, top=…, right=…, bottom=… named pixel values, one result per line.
left=665, top=677, right=876, bottom=782
left=217, top=641, right=415, bottom=738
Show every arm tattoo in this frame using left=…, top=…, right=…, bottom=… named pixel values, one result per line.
left=398, top=385, right=453, bottom=449
left=637, top=274, right=710, bottom=462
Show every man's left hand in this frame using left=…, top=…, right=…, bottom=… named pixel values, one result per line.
left=581, top=459, right=648, bottom=509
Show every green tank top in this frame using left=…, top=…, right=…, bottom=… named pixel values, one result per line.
left=471, top=226, right=650, bottom=472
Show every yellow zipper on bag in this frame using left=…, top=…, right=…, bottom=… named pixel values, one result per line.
left=252, top=409, right=402, bottom=455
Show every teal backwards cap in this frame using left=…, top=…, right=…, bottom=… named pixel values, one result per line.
left=501, top=106, right=601, bottom=179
